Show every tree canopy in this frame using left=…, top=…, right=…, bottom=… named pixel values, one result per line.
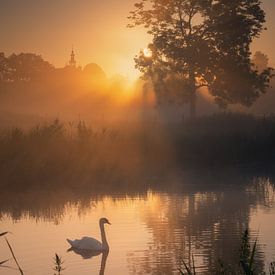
left=253, top=51, right=269, bottom=72
left=129, top=0, right=273, bottom=116
left=0, top=52, right=53, bottom=82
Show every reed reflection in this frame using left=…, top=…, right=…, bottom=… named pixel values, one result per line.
left=127, top=179, right=274, bottom=274
left=0, top=176, right=274, bottom=274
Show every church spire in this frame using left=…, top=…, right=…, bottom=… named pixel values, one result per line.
left=69, top=47, right=76, bottom=67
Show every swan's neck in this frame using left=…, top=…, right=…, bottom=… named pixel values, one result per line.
left=100, top=222, right=109, bottom=250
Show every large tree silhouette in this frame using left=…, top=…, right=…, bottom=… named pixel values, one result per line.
left=129, top=0, right=273, bottom=117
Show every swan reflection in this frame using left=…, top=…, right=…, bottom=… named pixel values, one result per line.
left=67, top=248, right=109, bottom=274
left=67, top=247, right=102, bottom=259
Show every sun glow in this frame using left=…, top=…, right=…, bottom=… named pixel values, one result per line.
left=143, top=48, right=152, bottom=58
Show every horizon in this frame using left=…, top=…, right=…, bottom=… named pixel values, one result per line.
left=0, top=0, right=274, bottom=80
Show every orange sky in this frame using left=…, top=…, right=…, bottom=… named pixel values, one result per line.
left=0, top=0, right=274, bottom=80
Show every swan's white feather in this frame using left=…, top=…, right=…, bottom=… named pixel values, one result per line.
left=67, top=237, right=102, bottom=250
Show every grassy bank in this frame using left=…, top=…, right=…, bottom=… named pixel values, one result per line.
left=1, top=113, right=275, bottom=190
left=171, top=113, right=275, bottom=168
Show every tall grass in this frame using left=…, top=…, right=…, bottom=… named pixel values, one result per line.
left=0, top=118, right=171, bottom=190
left=1, top=113, right=275, bottom=191
left=53, top=254, right=65, bottom=275
left=0, top=232, right=9, bottom=269
left=172, top=113, right=275, bottom=168
left=1, top=232, right=63, bottom=275
left=0, top=232, right=23, bottom=274
left=179, top=229, right=275, bottom=275
left=5, top=237, right=24, bottom=275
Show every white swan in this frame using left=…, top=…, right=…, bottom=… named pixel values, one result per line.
left=67, top=217, right=111, bottom=251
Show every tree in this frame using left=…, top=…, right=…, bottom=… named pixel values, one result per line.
left=253, top=51, right=269, bottom=72
left=129, top=0, right=273, bottom=117
left=0, top=53, right=53, bottom=82
left=0, top=53, right=10, bottom=82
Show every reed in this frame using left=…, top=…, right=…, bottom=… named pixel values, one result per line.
left=0, top=259, right=9, bottom=265
left=239, top=229, right=258, bottom=275
left=179, top=254, right=196, bottom=274
left=1, top=113, right=275, bottom=191
left=269, top=262, right=275, bottom=274
left=0, top=231, right=9, bottom=237
left=0, top=232, right=9, bottom=268
left=53, top=253, right=65, bottom=275
left=5, top=237, right=24, bottom=275
left=178, top=229, right=275, bottom=275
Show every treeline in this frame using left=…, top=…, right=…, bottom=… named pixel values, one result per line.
left=0, top=52, right=53, bottom=82
left=0, top=51, right=143, bottom=129
left=0, top=52, right=106, bottom=83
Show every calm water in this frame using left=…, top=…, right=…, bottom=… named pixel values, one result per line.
left=1, top=176, right=275, bottom=274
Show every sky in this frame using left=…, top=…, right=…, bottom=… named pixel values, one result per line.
left=0, top=0, right=274, bottom=80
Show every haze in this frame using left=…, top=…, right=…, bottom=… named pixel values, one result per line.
left=0, top=0, right=274, bottom=79
left=1, top=1, right=275, bottom=274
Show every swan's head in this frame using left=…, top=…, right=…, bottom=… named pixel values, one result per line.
left=100, top=217, right=111, bottom=225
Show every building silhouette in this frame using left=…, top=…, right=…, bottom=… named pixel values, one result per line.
left=69, top=48, right=76, bottom=67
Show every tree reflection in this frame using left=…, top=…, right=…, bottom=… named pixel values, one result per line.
left=0, top=174, right=274, bottom=274
left=127, top=177, right=274, bottom=274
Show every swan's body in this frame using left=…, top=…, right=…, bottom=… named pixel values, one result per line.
left=67, top=218, right=111, bottom=251
left=67, top=237, right=103, bottom=250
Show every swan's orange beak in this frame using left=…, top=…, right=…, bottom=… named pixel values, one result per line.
left=107, top=220, right=111, bottom=225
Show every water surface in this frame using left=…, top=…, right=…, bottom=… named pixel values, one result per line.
left=1, top=176, right=275, bottom=274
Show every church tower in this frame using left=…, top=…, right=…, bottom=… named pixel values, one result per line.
left=69, top=48, right=76, bottom=67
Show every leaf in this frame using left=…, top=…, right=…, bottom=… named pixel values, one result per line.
left=0, top=232, right=8, bottom=237
left=5, top=237, right=24, bottom=275
left=240, top=260, right=252, bottom=275
left=0, top=259, right=9, bottom=265
left=249, top=239, right=257, bottom=271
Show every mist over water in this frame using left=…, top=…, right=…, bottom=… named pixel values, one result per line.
left=1, top=175, right=275, bottom=274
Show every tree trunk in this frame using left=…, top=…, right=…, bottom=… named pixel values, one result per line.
left=189, top=67, right=197, bottom=119
left=190, top=89, right=197, bottom=118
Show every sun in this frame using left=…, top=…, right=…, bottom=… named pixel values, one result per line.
left=143, top=48, right=152, bottom=58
